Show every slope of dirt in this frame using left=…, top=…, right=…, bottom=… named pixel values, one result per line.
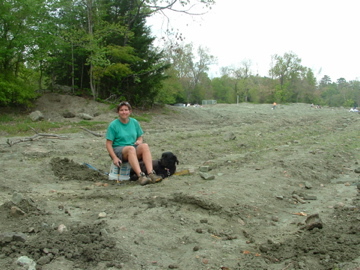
left=0, top=94, right=359, bottom=270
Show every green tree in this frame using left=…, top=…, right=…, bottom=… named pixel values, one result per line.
left=269, top=52, right=304, bottom=103
left=348, top=80, right=360, bottom=107
left=157, top=67, right=183, bottom=104
left=319, top=81, right=339, bottom=106
left=189, top=46, right=216, bottom=103
left=337, top=78, right=349, bottom=105
left=211, top=75, right=236, bottom=103
left=230, top=60, right=252, bottom=103
left=0, top=0, right=53, bottom=105
left=292, top=67, right=317, bottom=103
left=319, top=75, right=332, bottom=86
left=249, top=76, right=276, bottom=103
left=45, top=0, right=219, bottom=106
left=162, top=42, right=215, bottom=104
left=162, top=43, right=194, bottom=103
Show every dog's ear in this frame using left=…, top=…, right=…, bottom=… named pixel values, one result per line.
left=171, top=155, right=179, bottom=165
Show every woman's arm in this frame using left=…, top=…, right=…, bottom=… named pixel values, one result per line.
left=134, top=136, right=143, bottom=146
left=106, top=140, right=121, bottom=165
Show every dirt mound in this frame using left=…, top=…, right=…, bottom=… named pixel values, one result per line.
left=50, top=157, right=108, bottom=182
left=262, top=196, right=360, bottom=269
left=34, top=93, right=112, bottom=122
left=1, top=201, right=128, bottom=269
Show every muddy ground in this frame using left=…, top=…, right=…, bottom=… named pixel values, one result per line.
left=0, top=93, right=359, bottom=270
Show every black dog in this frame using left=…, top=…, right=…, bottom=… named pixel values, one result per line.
left=130, top=152, right=179, bottom=180
left=158, top=152, right=179, bottom=177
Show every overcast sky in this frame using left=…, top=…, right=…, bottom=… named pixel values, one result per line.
left=148, top=0, right=360, bottom=82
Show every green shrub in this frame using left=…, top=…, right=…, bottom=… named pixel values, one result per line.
left=0, top=75, right=38, bottom=107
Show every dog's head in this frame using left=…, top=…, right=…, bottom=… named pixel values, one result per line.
left=159, top=152, right=179, bottom=169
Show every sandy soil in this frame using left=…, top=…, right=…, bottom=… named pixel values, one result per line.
left=0, top=93, right=360, bottom=270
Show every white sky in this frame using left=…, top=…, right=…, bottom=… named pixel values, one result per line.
left=147, top=0, right=360, bottom=82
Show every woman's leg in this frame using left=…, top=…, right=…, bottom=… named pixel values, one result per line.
left=136, top=144, right=162, bottom=183
left=122, top=146, right=142, bottom=176
left=122, top=146, right=150, bottom=185
left=135, top=143, right=153, bottom=174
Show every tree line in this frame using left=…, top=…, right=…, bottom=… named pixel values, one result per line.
left=1, top=0, right=358, bottom=109
left=161, top=46, right=360, bottom=108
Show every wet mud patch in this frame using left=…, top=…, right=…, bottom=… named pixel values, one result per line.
left=50, top=157, right=108, bottom=181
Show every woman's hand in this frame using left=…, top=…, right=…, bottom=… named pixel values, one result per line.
left=134, top=139, right=142, bottom=145
left=113, top=157, right=122, bottom=167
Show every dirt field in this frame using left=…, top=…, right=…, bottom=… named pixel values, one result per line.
left=0, top=93, right=359, bottom=270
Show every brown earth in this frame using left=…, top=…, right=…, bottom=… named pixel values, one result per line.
left=0, top=93, right=360, bottom=270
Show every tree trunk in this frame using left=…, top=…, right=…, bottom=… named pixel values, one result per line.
left=71, top=43, right=75, bottom=93
left=89, top=64, right=96, bottom=100
left=86, top=0, right=97, bottom=100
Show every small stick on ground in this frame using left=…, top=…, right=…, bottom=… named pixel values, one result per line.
left=80, top=127, right=104, bottom=137
left=282, top=262, right=293, bottom=270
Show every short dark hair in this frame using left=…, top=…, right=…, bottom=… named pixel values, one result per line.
left=117, top=101, right=132, bottom=112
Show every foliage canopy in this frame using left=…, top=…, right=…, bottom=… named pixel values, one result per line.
left=0, top=0, right=359, bottom=109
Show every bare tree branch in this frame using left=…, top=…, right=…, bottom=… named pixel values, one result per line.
left=6, top=129, right=69, bottom=147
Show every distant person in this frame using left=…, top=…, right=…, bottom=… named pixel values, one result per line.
left=272, top=102, right=277, bottom=110
left=105, top=101, right=161, bottom=186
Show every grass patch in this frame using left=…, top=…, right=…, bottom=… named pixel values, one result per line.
left=0, top=104, right=171, bottom=137
left=0, top=114, right=15, bottom=122
left=133, top=113, right=151, bottom=122
left=0, top=111, right=152, bottom=136
left=0, top=114, right=108, bottom=137
left=161, top=107, right=172, bottom=115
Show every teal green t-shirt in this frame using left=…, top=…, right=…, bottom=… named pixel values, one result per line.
left=106, top=118, right=144, bottom=147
